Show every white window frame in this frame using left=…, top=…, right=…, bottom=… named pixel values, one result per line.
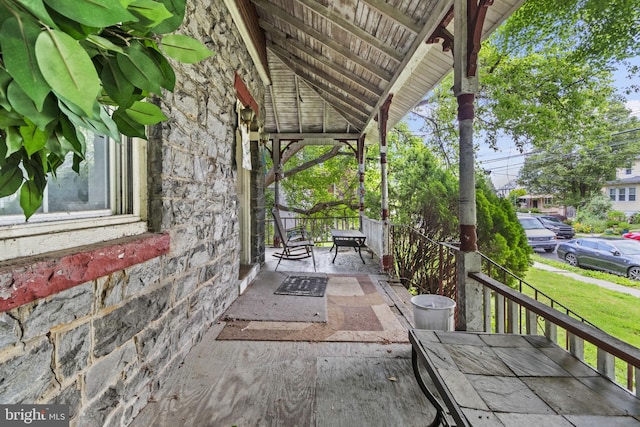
left=609, top=188, right=616, bottom=201
left=629, top=187, right=636, bottom=202
left=619, top=188, right=626, bottom=202
left=0, top=138, right=148, bottom=262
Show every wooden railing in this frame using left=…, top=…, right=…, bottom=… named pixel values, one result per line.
left=479, top=253, right=597, bottom=330
left=265, top=214, right=359, bottom=246
left=471, top=271, right=640, bottom=396
left=361, top=215, right=383, bottom=258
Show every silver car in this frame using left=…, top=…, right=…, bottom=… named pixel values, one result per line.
left=557, top=238, right=640, bottom=280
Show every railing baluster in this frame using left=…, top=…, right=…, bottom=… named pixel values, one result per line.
left=544, top=319, right=557, bottom=344
left=526, top=309, right=537, bottom=335
left=495, top=293, right=505, bottom=333
left=483, top=287, right=491, bottom=333
left=507, top=300, right=518, bottom=334
left=636, top=366, right=639, bottom=397
left=597, top=348, right=615, bottom=380
left=568, top=332, right=584, bottom=361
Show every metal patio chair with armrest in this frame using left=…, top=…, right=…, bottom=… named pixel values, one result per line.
left=272, top=208, right=316, bottom=272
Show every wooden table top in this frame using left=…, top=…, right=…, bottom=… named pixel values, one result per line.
left=409, top=329, right=640, bottom=427
left=330, top=229, right=365, bottom=239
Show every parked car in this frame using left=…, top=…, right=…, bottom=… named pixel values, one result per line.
left=557, top=238, right=640, bottom=280
left=622, top=231, right=640, bottom=241
left=536, top=215, right=575, bottom=239
left=518, top=216, right=557, bottom=252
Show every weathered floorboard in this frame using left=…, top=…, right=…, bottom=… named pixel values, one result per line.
left=131, top=327, right=436, bottom=426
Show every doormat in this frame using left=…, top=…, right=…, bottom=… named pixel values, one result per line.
left=274, top=275, right=328, bottom=297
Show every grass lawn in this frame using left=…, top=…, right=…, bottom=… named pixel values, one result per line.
left=531, top=253, right=640, bottom=290
left=522, top=266, right=640, bottom=384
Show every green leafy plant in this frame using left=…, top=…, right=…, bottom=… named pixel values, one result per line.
left=0, top=0, right=214, bottom=218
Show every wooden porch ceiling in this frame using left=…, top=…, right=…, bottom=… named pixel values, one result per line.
left=229, top=0, right=524, bottom=146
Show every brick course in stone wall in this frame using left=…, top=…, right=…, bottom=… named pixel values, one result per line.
left=0, top=0, right=265, bottom=425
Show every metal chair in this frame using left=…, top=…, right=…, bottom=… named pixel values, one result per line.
left=271, top=208, right=316, bottom=272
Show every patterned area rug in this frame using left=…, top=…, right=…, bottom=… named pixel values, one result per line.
left=218, top=274, right=408, bottom=343
left=274, top=275, right=328, bottom=297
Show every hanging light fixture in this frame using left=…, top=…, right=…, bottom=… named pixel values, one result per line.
left=240, top=106, right=254, bottom=125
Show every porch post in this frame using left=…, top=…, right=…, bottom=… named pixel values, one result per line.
left=379, top=95, right=393, bottom=271
left=453, top=0, right=491, bottom=331
left=273, top=136, right=281, bottom=207
left=357, top=134, right=366, bottom=231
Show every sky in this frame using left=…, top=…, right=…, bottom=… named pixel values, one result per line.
left=476, top=57, right=640, bottom=190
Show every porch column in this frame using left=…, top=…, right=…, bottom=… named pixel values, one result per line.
left=453, top=0, right=491, bottom=331
left=273, top=137, right=281, bottom=208
left=379, top=95, right=393, bottom=271
left=357, top=134, right=366, bottom=230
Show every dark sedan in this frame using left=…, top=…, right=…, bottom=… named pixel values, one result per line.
left=557, top=238, right=640, bottom=280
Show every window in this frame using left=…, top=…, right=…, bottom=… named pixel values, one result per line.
left=626, top=162, right=633, bottom=175
left=630, top=187, right=636, bottom=202
left=619, top=188, right=626, bottom=202
left=0, top=131, right=147, bottom=262
left=610, top=189, right=616, bottom=201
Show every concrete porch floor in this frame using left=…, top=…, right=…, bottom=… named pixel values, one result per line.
left=130, top=246, right=439, bottom=426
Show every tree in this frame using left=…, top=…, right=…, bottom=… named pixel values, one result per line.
left=269, top=144, right=359, bottom=216
left=517, top=102, right=640, bottom=207
left=0, top=0, right=213, bottom=218
left=364, top=124, right=530, bottom=279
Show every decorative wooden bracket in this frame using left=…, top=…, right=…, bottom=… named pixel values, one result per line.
left=426, top=7, right=454, bottom=52
left=426, top=1, right=493, bottom=77
left=378, top=94, right=393, bottom=140
left=467, top=0, right=494, bottom=77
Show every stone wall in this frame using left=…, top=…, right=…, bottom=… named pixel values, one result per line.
left=0, top=0, right=265, bottom=425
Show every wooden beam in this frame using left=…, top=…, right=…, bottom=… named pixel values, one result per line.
left=255, top=5, right=394, bottom=81
left=269, top=47, right=372, bottom=123
left=268, top=42, right=378, bottom=105
left=267, top=28, right=386, bottom=95
left=362, top=0, right=455, bottom=133
left=272, top=133, right=359, bottom=140
left=292, top=0, right=404, bottom=62
left=269, top=85, right=281, bottom=133
left=294, top=75, right=303, bottom=133
left=359, top=0, right=422, bottom=34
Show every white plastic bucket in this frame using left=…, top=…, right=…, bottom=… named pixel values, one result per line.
left=411, top=294, right=456, bottom=331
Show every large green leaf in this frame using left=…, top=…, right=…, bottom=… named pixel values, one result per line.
left=150, top=0, right=186, bottom=34
left=116, top=42, right=164, bottom=95
left=58, top=98, right=120, bottom=142
left=5, top=127, right=23, bottom=156
left=0, top=68, right=13, bottom=110
left=148, top=49, right=176, bottom=91
left=113, top=108, right=146, bottom=138
left=0, top=157, right=23, bottom=198
left=7, top=82, right=58, bottom=130
left=15, top=0, right=57, bottom=28
left=0, top=109, right=26, bottom=128
left=125, top=101, right=167, bottom=125
left=20, top=121, right=48, bottom=157
left=43, top=0, right=137, bottom=27
left=127, top=0, right=173, bottom=28
left=86, top=35, right=125, bottom=54
left=100, top=58, right=136, bottom=106
left=1, top=17, right=51, bottom=110
left=20, top=179, right=43, bottom=220
left=160, top=34, right=214, bottom=64
left=36, top=29, right=101, bottom=116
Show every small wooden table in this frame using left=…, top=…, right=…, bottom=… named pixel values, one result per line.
left=330, top=229, right=366, bottom=264
left=409, top=329, right=640, bottom=427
